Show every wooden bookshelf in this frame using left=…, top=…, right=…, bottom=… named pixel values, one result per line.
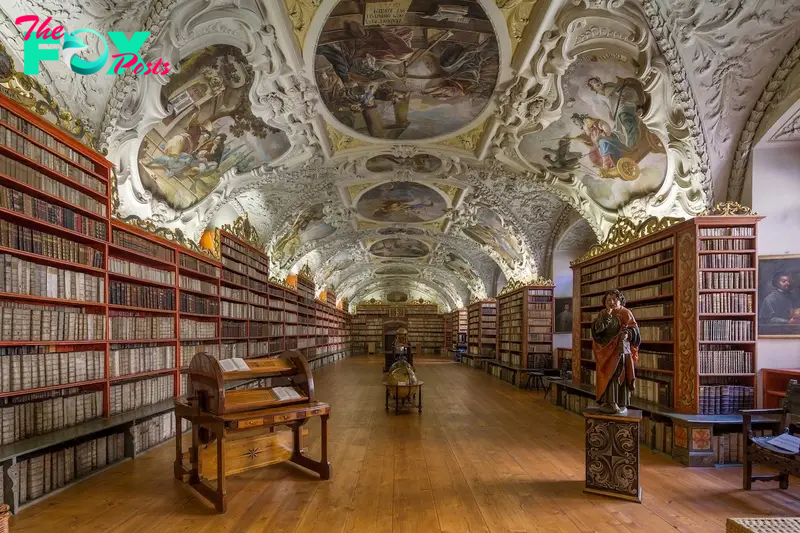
left=443, top=312, right=453, bottom=353
left=493, top=284, right=554, bottom=387
left=570, top=214, right=762, bottom=466
left=407, top=312, right=445, bottom=355
left=449, top=308, right=467, bottom=350
left=762, top=368, right=800, bottom=408
left=467, top=300, right=497, bottom=358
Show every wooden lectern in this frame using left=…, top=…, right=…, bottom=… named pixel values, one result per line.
left=174, top=350, right=331, bottom=512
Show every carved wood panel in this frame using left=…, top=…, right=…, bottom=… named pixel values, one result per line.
left=675, top=228, right=698, bottom=413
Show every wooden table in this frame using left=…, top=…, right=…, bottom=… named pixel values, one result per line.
left=384, top=381, right=423, bottom=415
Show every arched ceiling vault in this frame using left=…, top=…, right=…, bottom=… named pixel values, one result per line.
left=2, top=0, right=795, bottom=308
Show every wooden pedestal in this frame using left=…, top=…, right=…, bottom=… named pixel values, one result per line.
left=583, top=407, right=643, bottom=503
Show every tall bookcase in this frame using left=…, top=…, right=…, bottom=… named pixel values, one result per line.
left=443, top=312, right=453, bottom=353
left=467, top=300, right=497, bottom=358
left=491, top=284, right=555, bottom=387
left=571, top=214, right=761, bottom=415
left=407, top=312, right=444, bottom=355
left=0, top=93, right=352, bottom=512
left=452, top=308, right=467, bottom=349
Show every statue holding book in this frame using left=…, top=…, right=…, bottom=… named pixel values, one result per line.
left=592, top=289, right=641, bottom=415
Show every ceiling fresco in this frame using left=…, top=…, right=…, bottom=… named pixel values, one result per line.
left=5, top=0, right=794, bottom=310
left=313, top=0, right=500, bottom=141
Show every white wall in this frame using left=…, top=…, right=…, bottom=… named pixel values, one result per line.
left=750, top=129, right=800, bottom=382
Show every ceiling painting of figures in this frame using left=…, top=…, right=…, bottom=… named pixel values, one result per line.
left=376, top=265, right=420, bottom=276
left=356, top=181, right=448, bottom=223
left=365, top=153, right=443, bottom=173
left=369, top=238, right=430, bottom=258
left=462, top=208, right=524, bottom=265
left=137, top=45, right=290, bottom=211
left=272, top=203, right=336, bottom=268
left=313, top=0, right=500, bottom=140
left=519, top=56, right=667, bottom=211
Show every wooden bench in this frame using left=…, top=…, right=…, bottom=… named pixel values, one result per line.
left=742, top=379, right=800, bottom=490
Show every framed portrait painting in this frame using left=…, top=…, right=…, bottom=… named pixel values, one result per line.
left=758, top=255, right=800, bottom=338
left=555, top=297, right=573, bottom=334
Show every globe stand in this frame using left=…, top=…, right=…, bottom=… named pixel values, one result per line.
left=383, top=382, right=424, bottom=415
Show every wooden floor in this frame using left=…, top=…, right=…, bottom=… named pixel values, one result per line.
left=11, top=356, right=800, bottom=532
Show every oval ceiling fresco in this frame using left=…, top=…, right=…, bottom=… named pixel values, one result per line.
left=365, top=154, right=442, bottom=173
left=137, top=45, right=290, bottom=211
left=313, top=0, right=500, bottom=140
left=386, top=290, right=409, bottom=303
left=369, top=238, right=430, bottom=258
left=356, top=181, right=447, bottom=223
left=518, top=55, right=667, bottom=211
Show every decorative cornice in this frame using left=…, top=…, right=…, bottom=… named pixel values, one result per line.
left=727, top=38, right=800, bottom=202
left=221, top=214, right=261, bottom=249
left=327, top=124, right=366, bottom=152
left=572, top=216, right=685, bottom=265
left=438, top=124, right=485, bottom=153
left=702, top=201, right=758, bottom=217
left=642, top=0, right=713, bottom=205
left=498, top=276, right=554, bottom=296
left=114, top=215, right=214, bottom=257
left=0, top=42, right=96, bottom=150
left=298, top=263, right=314, bottom=282
left=495, top=0, right=536, bottom=54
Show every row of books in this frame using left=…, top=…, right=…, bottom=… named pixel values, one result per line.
left=581, top=280, right=674, bottom=307
left=222, top=269, right=246, bottom=287
left=0, top=182, right=107, bottom=239
left=221, top=242, right=248, bottom=264
left=221, top=300, right=248, bottom=319
left=0, top=107, right=95, bottom=169
left=0, top=150, right=106, bottom=215
left=629, top=302, right=674, bottom=319
left=0, top=218, right=104, bottom=268
left=639, top=322, right=674, bottom=342
left=132, top=411, right=191, bottom=455
left=700, top=239, right=754, bottom=251
left=698, top=349, right=753, bottom=374
left=1, top=254, right=105, bottom=302
left=250, top=291, right=268, bottom=307
left=699, top=227, right=754, bottom=237
left=109, top=344, right=175, bottom=378
left=618, top=262, right=673, bottom=288
left=221, top=341, right=247, bottom=359
left=180, top=342, right=220, bottom=367
left=618, top=236, right=674, bottom=263
left=699, top=271, right=755, bottom=290
left=180, top=293, right=219, bottom=315
left=0, top=303, right=104, bottom=341
left=698, top=385, right=754, bottom=414
left=111, top=281, right=175, bottom=310
left=180, top=275, right=217, bottom=295
left=636, top=349, right=673, bottom=371
left=109, top=314, right=174, bottom=340
left=181, top=318, right=217, bottom=339
left=0, top=126, right=105, bottom=194
left=0, top=349, right=105, bottom=391
left=640, top=416, right=672, bottom=454
left=221, top=320, right=245, bottom=338
left=582, top=256, right=617, bottom=276
left=109, top=374, right=174, bottom=415
left=109, top=257, right=174, bottom=285
left=0, top=390, right=103, bottom=445
left=220, top=285, right=246, bottom=302
left=179, top=254, right=219, bottom=278
left=250, top=306, right=268, bottom=321
left=468, top=345, right=497, bottom=357
left=699, top=293, right=753, bottom=314
left=222, top=255, right=248, bottom=276
left=583, top=277, right=617, bottom=295
left=700, top=319, right=753, bottom=341
left=16, top=432, right=124, bottom=505
left=700, top=253, right=753, bottom=269
left=619, top=249, right=673, bottom=275
left=488, top=363, right=518, bottom=384
left=113, top=229, right=174, bottom=264
left=582, top=264, right=616, bottom=283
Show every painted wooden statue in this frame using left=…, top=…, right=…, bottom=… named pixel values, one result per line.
left=591, top=290, right=640, bottom=415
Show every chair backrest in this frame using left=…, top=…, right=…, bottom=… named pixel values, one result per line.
left=782, top=380, right=800, bottom=415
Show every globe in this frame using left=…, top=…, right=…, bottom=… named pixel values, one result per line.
left=386, top=359, right=418, bottom=400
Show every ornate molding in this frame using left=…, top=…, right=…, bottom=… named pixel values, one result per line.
left=0, top=42, right=96, bottom=149
left=221, top=213, right=261, bottom=249
left=114, top=214, right=213, bottom=257
left=498, top=275, right=554, bottom=296
left=495, top=0, right=536, bottom=54
left=727, top=39, right=800, bottom=202
left=326, top=124, right=366, bottom=152
left=283, top=0, right=323, bottom=50
left=438, top=124, right=485, bottom=153
left=703, top=201, right=758, bottom=216
left=298, top=263, right=314, bottom=282
left=572, top=216, right=685, bottom=265
left=676, top=230, right=697, bottom=411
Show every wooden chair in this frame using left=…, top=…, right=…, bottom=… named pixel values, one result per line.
left=742, top=379, right=800, bottom=490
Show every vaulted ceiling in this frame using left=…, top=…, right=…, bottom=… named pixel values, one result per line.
left=1, top=0, right=797, bottom=311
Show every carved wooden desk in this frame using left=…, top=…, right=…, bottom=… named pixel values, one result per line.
left=173, top=350, right=331, bottom=513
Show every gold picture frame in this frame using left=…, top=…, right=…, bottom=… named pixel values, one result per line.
left=758, top=254, right=800, bottom=338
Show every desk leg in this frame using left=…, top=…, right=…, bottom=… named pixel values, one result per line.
left=289, top=419, right=331, bottom=480
left=418, top=386, right=423, bottom=414
left=215, top=423, right=226, bottom=513
left=395, top=388, right=399, bottom=415
left=320, top=414, right=331, bottom=480
left=174, top=412, right=184, bottom=481
left=189, top=422, right=200, bottom=484
left=385, top=387, right=389, bottom=411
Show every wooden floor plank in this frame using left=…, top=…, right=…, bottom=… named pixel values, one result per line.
left=10, top=356, right=800, bottom=533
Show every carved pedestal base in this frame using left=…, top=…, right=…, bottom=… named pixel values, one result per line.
left=584, top=407, right=642, bottom=503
